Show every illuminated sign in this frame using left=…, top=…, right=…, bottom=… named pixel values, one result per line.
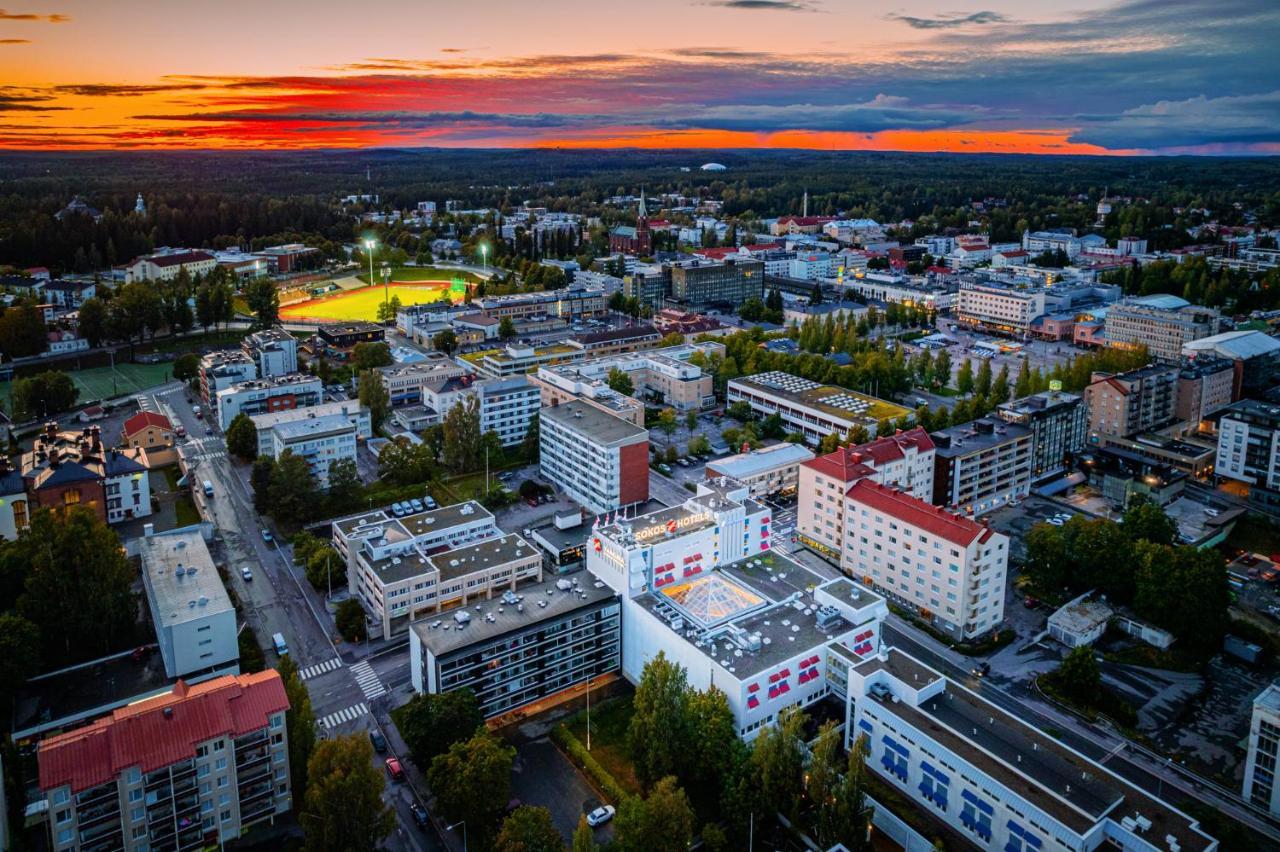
left=634, top=512, right=710, bottom=543
left=1049, top=380, right=1062, bottom=391
left=592, top=537, right=602, bottom=552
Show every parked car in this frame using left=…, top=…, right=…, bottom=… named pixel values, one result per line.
left=409, top=802, right=429, bottom=829
left=391, top=502, right=408, bottom=517
left=240, top=566, right=253, bottom=582
left=261, top=529, right=273, bottom=543
left=368, top=730, right=387, bottom=754
left=1023, top=595, right=1041, bottom=609
left=385, top=757, right=405, bottom=782
left=409, top=498, right=425, bottom=513
left=526, top=497, right=539, bottom=508
left=424, top=495, right=438, bottom=510
left=586, top=805, right=615, bottom=827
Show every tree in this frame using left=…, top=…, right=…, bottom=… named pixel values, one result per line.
left=427, top=730, right=516, bottom=847
left=398, top=688, right=484, bottom=766
left=956, top=357, right=974, bottom=396
left=809, top=723, right=872, bottom=849
left=13, top=370, right=79, bottom=418
left=571, top=815, right=597, bottom=852
left=326, top=458, right=361, bottom=510
left=833, top=734, right=874, bottom=851
left=443, top=396, right=483, bottom=473
left=655, top=408, right=678, bottom=448
left=498, top=316, right=517, bottom=340
left=606, top=367, right=634, bottom=396
left=277, top=653, right=317, bottom=801
left=495, top=806, right=566, bottom=852
left=627, top=652, right=690, bottom=789
left=684, top=410, right=698, bottom=432
left=1121, top=496, right=1177, bottom=546
left=77, top=296, right=109, bottom=346
left=244, top=278, right=280, bottom=327
left=1024, top=522, right=1071, bottom=594
left=0, top=304, right=49, bottom=358
left=991, top=364, right=1011, bottom=403
left=614, top=776, right=694, bottom=852
left=1133, top=542, right=1228, bottom=649
left=301, top=734, right=394, bottom=852
left=352, top=341, right=393, bottom=371
left=933, top=349, right=952, bottom=389
left=269, top=450, right=319, bottom=525
left=0, top=613, right=39, bottom=718
left=975, top=358, right=993, bottom=398
left=433, top=327, right=459, bottom=354
left=250, top=455, right=276, bottom=513
left=687, top=434, right=710, bottom=457
left=172, top=352, right=200, bottom=382
left=375, top=294, right=402, bottom=324
left=686, top=686, right=740, bottom=792
left=1055, top=646, right=1101, bottom=704
left=358, top=369, right=390, bottom=432
left=726, top=400, right=754, bottom=423
left=304, top=544, right=340, bottom=592
left=1014, top=358, right=1032, bottom=399
left=335, top=598, right=367, bottom=642
left=13, top=507, right=135, bottom=667
left=225, top=413, right=258, bottom=461
left=752, top=705, right=807, bottom=826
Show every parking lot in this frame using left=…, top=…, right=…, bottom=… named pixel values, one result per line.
left=985, top=495, right=1087, bottom=563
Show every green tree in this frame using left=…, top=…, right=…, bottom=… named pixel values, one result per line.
left=809, top=723, right=872, bottom=849
left=819, top=432, right=843, bottom=454
left=956, top=357, right=974, bottom=396
left=752, top=705, right=807, bottom=826
left=301, top=734, right=394, bottom=852
left=304, top=545, right=340, bottom=592
left=606, top=367, right=634, bottom=396
left=495, top=806, right=567, bottom=852
left=1121, top=496, right=1177, bottom=546
left=433, top=327, right=459, bottom=354
left=352, top=341, right=393, bottom=371
left=398, top=688, right=484, bottom=766
left=13, top=370, right=79, bottom=418
left=244, top=278, right=280, bottom=327
left=335, top=598, right=367, bottom=642
left=614, top=776, right=694, bottom=852
left=627, top=651, right=691, bottom=789
left=172, top=352, right=200, bottom=382
left=1055, top=646, right=1101, bottom=704
left=687, top=434, right=710, bottom=457
left=687, top=685, right=741, bottom=793
left=1133, top=542, right=1228, bottom=649
left=1014, top=358, right=1032, bottom=399
left=269, top=449, right=319, bottom=525
left=443, top=396, right=483, bottom=474
left=77, top=296, right=109, bottom=346
left=358, top=368, right=391, bottom=432
left=1023, top=523, right=1070, bottom=594
left=0, top=613, right=39, bottom=718
left=0, top=303, right=49, bottom=358
left=975, top=358, right=993, bottom=397
left=250, top=455, right=276, bottom=513
left=225, top=413, right=258, bottom=461
left=325, top=458, right=361, bottom=510
left=932, top=349, right=952, bottom=389
left=684, top=410, right=698, bottom=432
left=277, top=653, right=317, bottom=801
left=655, top=407, right=678, bottom=448
left=571, top=815, right=597, bottom=852
left=427, top=730, right=516, bottom=847
left=991, top=364, right=1011, bottom=403
left=498, top=316, right=518, bottom=340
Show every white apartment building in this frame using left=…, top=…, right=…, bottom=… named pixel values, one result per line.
left=842, top=272, right=956, bottom=311
left=123, top=249, right=217, bottom=283
left=250, top=401, right=370, bottom=488
left=789, top=253, right=833, bottom=281
left=705, top=442, right=816, bottom=499
left=139, top=530, right=238, bottom=680
left=38, top=672, right=292, bottom=852
left=1022, top=229, right=1083, bottom=259
left=419, top=375, right=540, bottom=447
left=198, top=351, right=257, bottom=404
left=848, top=648, right=1218, bottom=852
left=241, top=327, right=298, bottom=379
left=1244, top=682, right=1280, bottom=816
left=955, top=283, right=1047, bottom=337
left=540, top=401, right=650, bottom=514
left=378, top=356, right=467, bottom=407
left=214, top=373, right=324, bottom=430
left=1217, top=400, right=1280, bottom=495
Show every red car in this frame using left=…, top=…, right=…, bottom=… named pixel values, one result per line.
left=385, top=757, right=404, bottom=782
left=1023, top=596, right=1041, bottom=609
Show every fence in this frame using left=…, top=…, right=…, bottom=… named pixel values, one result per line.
left=866, top=795, right=936, bottom=852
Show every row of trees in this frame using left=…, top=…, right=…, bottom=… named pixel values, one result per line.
left=249, top=452, right=363, bottom=527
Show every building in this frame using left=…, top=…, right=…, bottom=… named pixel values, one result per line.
left=462, top=344, right=585, bottom=379
left=1183, top=330, right=1280, bottom=399
left=931, top=419, right=1033, bottom=516
left=789, top=253, right=833, bottom=281
left=241, top=327, right=298, bottom=378
left=121, top=411, right=175, bottom=451
left=139, top=530, right=238, bottom=680
left=250, top=402, right=370, bottom=487
left=1082, top=446, right=1187, bottom=509
left=727, top=372, right=912, bottom=445
left=1022, top=228, right=1083, bottom=258
left=771, top=215, right=836, bottom=235
left=566, top=324, right=662, bottom=358
left=1176, top=358, right=1235, bottom=425
left=1216, top=400, right=1280, bottom=504
left=846, top=648, right=1217, bottom=852
left=1047, top=594, right=1114, bottom=648
left=955, top=283, right=1046, bottom=338
left=409, top=573, right=620, bottom=719
left=198, top=351, right=257, bottom=404
left=841, top=272, right=956, bottom=311
left=1083, top=364, right=1178, bottom=443
left=1104, top=295, right=1221, bottom=362
left=0, top=458, right=29, bottom=541
left=1243, top=682, right=1280, bottom=816
left=123, top=250, right=217, bottom=284
left=377, top=356, right=468, bottom=407
left=257, top=243, right=322, bottom=274
left=42, top=279, right=97, bottom=308
left=996, top=390, right=1087, bottom=478
left=21, top=424, right=152, bottom=524
left=666, top=258, right=763, bottom=312
left=471, top=286, right=606, bottom=322
left=37, top=671, right=292, bottom=852
left=417, top=375, right=540, bottom=446
left=215, top=373, right=325, bottom=431
left=540, top=401, right=649, bottom=514
left=608, top=195, right=652, bottom=256
left=334, top=502, right=540, bottom=638
left=705, top=443, right=816, bottom=499
left=315, top=322, right=384, bottom=355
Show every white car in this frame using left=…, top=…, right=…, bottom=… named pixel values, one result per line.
left=586, top=805, right=615, bottom=827
left=240, top=566, right=253, bottom=581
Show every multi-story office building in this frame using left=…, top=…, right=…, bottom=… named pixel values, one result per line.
left=214, top=373, right=324, bottom=430
left=1175, top=358, right=1235, bottom=424
left=1217, top=400, right=1280, bottom=504
left=842, top=272, right=957, bottom=311
left=847, top=648, right=1218, bottom=852
left=931, top=419, right=1033, bottom=516
left=198, top=351, right=256, bottom=404
left=640, top=257, right=764, bottom=312
left=797, top=428, right=937, bottom=561
left=996, top=390, right=1087, bottom=477
left=241, top=327, right=298, bottom=379
left=540, top=401, right=650, bottom=514
left=139, top=530, right=238, bottom=681
left=705, top=443, right=816, bottom=499
left=418, top=375, right=540, bottom=447
left=954, top=283, right=1046, bottom=338
left=727, top=372, right=912, bottom=445
left=1243, top=682, right=1280, bottom=816
left=1083, top=364, right=1178, bottom=443
left=250, top=401, right=370, bottom=487
left=463, top=343, right=586, bottom=379
left=37, top=671, right=292, bottom=852
left=1104, top=295, right=1221, bottom=362
left=1021, top=228, right=1084, bottom=258
left=565, top=325, right=662, bottom=358
left=334, top=502, right=540, bottom=638
left=377, top=355, right=468, bottom=407
left=409, top=573, right=621, bottom=719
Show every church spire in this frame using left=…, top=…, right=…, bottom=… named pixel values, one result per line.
left=638, top=186, right=647, bottom=220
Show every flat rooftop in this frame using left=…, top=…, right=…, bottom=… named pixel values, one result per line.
left=932, top=418, right=1031, bottom=456
left=732, top=372, right=911, bottom=424
left=531, top=521, right=589, bottom=554
left=599, top=500, right=720, bottom=545
left=412, top=571, right=618, bottom=657
left=250, top=399, right=365, bottom=431
left=427, top=533, right=538, bottom=581
left=271, top=412, right=355, bottom=441
left=706, top=442, right=815, bottom=479
left=542, top=400, right=648, bottom=444
left=141, top=532, right=232, bottom=626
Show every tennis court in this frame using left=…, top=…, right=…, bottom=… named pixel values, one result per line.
left=0, top=363, right=174, bottom=404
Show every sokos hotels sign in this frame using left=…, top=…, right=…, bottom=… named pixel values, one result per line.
left=634, top=512, right=711, bottom=543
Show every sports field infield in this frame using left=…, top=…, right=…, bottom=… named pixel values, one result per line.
left=279, top=282, right=463, bottom=322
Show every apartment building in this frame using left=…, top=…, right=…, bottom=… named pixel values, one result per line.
left=463, top=343, right=586, bottom=379
left=38, top=672, right=292, bottom=852
left=996, top=390, right=1087, bottom=477
left=848, top=648, right=1218, bottom=852
left=1083, top=364, right=1178, bottom=443
left=250, top=401, right=370, bottom=487
left=727, top=372, right=912, bottom=445
left=931, top=419, right=1033, bottom=516
left=409, top=573, right=621, bottom=719
left=1243, top=682, right=1280, bottom=816
left=565, top=324, right=662, bottom=358
left=419, top=375, right=540, bottom=447
left=1217, top=400, right=1280, bottom=502
left=140, top=530, right=238, bottom=681
left=471, top=285, right=606, bottom=321
left=1104, top=295, right=1221, bottom=362
left=377, top=355, right=468, bottom=407
left=198, top=351, right=257, bottom=405
left=540, top=401, right=650, bottom=514
left=1175, top=358, right=1235, bottom=424
left=705, top=443, right=816, bottom=499
left=334, top=502, right=540, bottom=638
left=214, top=373, right=324, bottom=430
left=954, top=283, right=1046, bottom=338
left=240, top=327, right=298, bottom=378
left=21, top=424, right=152, bottom=525
left=663, top=257, right=764, bottom=312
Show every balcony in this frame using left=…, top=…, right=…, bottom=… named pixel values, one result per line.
left=77, top=798, right=122, bottom=828
left=78, top=815, right=124, bottom=844
left=237, top=745, right=271, bottom=768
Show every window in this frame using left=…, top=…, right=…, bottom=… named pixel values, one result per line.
left=220, top=809, right=232, bottom=823
left=56, top=808, right=70, bottom=824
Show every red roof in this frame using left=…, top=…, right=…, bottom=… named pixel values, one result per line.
left=694, top=247, right=743, bottom=260
left=777, top=216, right=836, bottom=226
left=740, top=243, right=780, bottom=254
left=802, top=427, right=935, bottom=481
left=39, top=671, right=289, bottom=794
left=123, top=410, right=173, bottom=435
left=846, top=479, right=990, bottom=547
left=998, top=249, right=1029, bottom=258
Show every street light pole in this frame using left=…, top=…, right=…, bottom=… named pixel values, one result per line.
left=480, top=243, right=488, bottom=272
left=364, top=238, right=376, bottom=287
left=447, top=820, right=467, bottom=852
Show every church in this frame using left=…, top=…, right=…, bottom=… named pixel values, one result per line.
left=608, top=192, right=652, bottom=256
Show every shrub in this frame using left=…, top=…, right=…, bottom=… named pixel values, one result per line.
left=550, top=724, right=629, bottom=805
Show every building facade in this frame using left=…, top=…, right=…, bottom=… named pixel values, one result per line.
left=1176, top=358, right=1235, bottom=425
left=996, top=390, right=1087, bottom=478
left=1217, top=400, right=1280, bottom=499
left=198, top=351, right=257, bottom=405
left=139, top=530, right=238, bottom=681
left=931, top=419, right=1033, bottom=516
left=124, top=250, right=217, bottom=284
left=1083, top=365, right=1179, bottom=443
left=705, top=443, right=816, bottom=498
left=1104, top=295, right=1221, bottom=362
left=727, top=372, right=911, bottom=445
left=241, top=328, right=298, bottom=379
left=250, top=402, right=370, bottom=487
left=955, top=283, right=1046, bottom=337
left=1243, top=682, right=1280, bottom=817
left=540, top=401, right=650, bottom=514
left=215, top=373, right=324, bottom=430
left=666, top=258, right=764, bottom=312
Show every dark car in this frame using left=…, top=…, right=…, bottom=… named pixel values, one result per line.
left=409, top=802, right=429, bottom=829
left=369, top=729, right=387, bottom=754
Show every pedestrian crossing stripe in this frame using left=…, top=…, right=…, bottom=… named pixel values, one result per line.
left=319, top=703, right=369, bottom=729
left=300, top=658, right=343, bottom=680
left=350, top=661, right=387, bottom=700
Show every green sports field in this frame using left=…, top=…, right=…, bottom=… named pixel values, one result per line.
left=280, top=282, right=463, bottom=322
left=0, top=362, right=173, bottom=407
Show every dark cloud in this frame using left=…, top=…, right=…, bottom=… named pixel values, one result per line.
left=0, top=8, right=69, bottom=22
left=0, top=37, right=29, bottom=43
left=55, top=83, right=211, bottom=96
left=1070, top=90, right=1280, bottom=149
left=706, top=0, right=816, bottom=10
left=887, top=11, right=1009, bottom=29
left=130, top=110, right=608, bottom=129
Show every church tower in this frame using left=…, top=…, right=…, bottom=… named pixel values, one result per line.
left=134, top=193, right=146, bottom=216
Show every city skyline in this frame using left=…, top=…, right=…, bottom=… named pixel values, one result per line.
left=1, top=0, right=1277, bottom=154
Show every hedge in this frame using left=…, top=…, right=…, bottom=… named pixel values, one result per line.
left=550, top=724, right=630, bottom=805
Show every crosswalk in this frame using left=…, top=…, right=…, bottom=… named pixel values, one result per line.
left=350, top=661, right=387, bottom=701
left=299, top=658, right=344, bottom=680
left=318, top=702, right=369, bottom=730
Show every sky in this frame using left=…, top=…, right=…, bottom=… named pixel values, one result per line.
left=0, top=0, right=1277, bottom=154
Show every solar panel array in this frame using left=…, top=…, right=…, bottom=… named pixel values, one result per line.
left=821, top=393, right=872, bottom=414
left=754, top=371, right=819, bottom=393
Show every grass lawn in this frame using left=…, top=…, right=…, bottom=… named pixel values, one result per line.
left=565, top=695, right=643, bottom=797
left=356, top=266, right=481, bottom=284
left=280, top=283, right=457, bottom=322
left=173, top=494, right=201, bottom=527
left=0, top=362, right=173, bottom=405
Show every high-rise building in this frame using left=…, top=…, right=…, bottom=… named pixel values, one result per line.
left=996, top=390, right=1087, bottom=478
left=1083, top=364, right=1178, bottom=443
left=1244, top=682, right=1280, bottom=816
left=540, top=401, right=650, bottom=514
left=931, top=419, right=1033, bottom=516
left=1216, top=400, right=1280, bottom=508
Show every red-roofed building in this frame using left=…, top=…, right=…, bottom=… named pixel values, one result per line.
left=770, top=215, right=837, bottom=236
left=122, top=411, right=175, bottom=451
left=124, top=250, right=217, bottom=284
left=39, top=671, right=291, bottom=850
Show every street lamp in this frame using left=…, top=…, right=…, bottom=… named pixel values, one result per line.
left=363, top=238, right=376, bottom=286
left=480, top=242, right=488, bottom=271
left=447, top=820, right=467, bottom=852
